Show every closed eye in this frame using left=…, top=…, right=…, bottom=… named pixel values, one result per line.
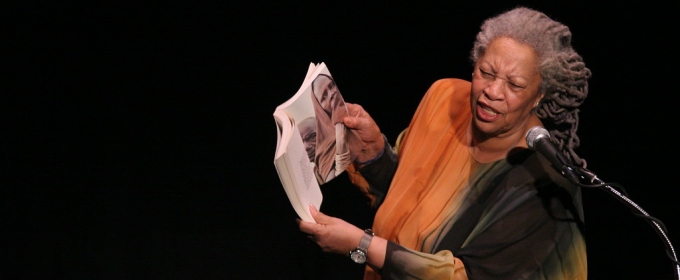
left=508, top=82, right=526, bottom=90
left=479, top=69, right=494, bottom=78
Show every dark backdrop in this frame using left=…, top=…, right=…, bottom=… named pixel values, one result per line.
left=4, top=1, right=678, bottom=279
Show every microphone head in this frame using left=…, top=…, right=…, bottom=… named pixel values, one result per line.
left=525, top=126, right=550, bottom=149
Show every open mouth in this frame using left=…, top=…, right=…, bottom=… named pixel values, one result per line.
left=480, top=104, right=498, bottom=116
left=476, top=102, right=501, bottom=121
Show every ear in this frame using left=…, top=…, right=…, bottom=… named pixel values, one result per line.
left=534, top=93, right=546, bottom=108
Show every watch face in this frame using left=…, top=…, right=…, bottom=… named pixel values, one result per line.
left=350, top=250, right=367, bottom=264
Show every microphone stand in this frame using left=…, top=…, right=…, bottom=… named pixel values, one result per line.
left=574, top=167, right=680, bottom=280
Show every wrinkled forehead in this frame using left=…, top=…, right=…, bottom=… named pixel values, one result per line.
left=478, top=37, right=540, bottom=75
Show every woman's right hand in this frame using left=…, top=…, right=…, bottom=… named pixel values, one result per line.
left=343, top=103, right=384, bottom=165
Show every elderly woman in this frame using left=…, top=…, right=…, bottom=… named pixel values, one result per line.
left=299, top=6, right=591, bottom=280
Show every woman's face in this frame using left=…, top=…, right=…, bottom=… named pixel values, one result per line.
left=470, top=37, right=544, bottom=138
left=312, top=75, right=340, bottom=115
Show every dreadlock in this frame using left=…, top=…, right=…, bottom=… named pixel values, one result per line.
left=470, top=6, right=592, bottom=168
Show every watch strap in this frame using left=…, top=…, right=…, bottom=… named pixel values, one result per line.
left=349, top=229, right=374, bottom=263
left=358, top=229, right=374, bottom=251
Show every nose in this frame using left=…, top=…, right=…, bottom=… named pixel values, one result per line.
left=484, top=79, right=505, bottom=101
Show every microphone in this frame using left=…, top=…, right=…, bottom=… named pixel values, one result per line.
left=525, top=126, right=581, bottom=184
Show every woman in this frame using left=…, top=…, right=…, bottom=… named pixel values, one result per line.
left=311, top=73, right=352, bottom=183
left=299, top=7, right=591, bottom=280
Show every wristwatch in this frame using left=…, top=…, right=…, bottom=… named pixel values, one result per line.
left=349, top=229, right=374, bottom=264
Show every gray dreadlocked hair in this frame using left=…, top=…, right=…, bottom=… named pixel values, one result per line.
left=470, top=6, right=592, bottom=168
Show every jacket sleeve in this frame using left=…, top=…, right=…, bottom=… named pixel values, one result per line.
left=380, top=241, right=468, bottom=280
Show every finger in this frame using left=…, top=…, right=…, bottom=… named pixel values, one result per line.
left=343, top=113, right=365, bottom=129
left=348, top=104, right=367, bottom=119
left=343, top=115, right=357, bottom=128
left=309, top=204, right=323, bottom=220
left=345, top=103, right=359, bottom=114
left=298, top=215, right=318, bottom=234
left=309, top=204, right=331, bottom=225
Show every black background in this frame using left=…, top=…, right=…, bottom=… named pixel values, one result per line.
left=3, top=1, right=679, bottom=279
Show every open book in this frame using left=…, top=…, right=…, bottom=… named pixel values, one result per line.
left=273, top=62, right=360, bottom=222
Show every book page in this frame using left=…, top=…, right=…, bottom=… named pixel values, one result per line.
left=273, top=110, right=320, bottom=222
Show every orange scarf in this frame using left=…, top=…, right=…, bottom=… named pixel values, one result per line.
left=365, top=79, right=475, bottom=279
